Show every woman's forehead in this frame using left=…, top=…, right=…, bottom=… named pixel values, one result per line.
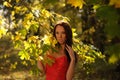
left=55, top=25, right=65, bottom=31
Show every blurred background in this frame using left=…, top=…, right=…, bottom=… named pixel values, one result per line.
left=0, top=0, right=120, bottom=80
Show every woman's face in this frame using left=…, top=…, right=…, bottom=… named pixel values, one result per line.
left=55, top=25, right=66, bottom=45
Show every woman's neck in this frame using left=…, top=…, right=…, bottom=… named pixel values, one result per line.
left=55, top=43, right=66, bottom=54
left=57, top=44, right=65, bottom=54
left=60, top=44, right=65, bottom=50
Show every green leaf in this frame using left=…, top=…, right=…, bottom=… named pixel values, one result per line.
left=86, top=0, right=101, bottom=4
left=106, top=43, right=120, bottom=55
left=19, top=28, right=27, bottom=36
left=41, top=44, right=51, bottom=54
left=29, top=24, right=39, bottom=34
left=96, top=6, right=119, bottom=20
left=105, top=20, right=120, bottom=38
left=96, top=6, right=120, bottom=38
left=105, top=43, right=120, bottom=63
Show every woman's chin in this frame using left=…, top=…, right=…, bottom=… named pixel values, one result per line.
left=59, top=42, right=65, bottom=45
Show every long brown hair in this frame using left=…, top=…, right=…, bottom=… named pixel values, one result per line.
left=53, top=21, right=77, bottom=63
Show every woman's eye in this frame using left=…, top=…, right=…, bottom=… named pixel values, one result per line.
left=62, top=32, right=65, bottom=34
left=55, top=32, right=59, bottom=34
left=55, top=31, right=65, bottom=34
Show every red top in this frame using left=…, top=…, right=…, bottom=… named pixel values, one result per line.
left=45, top=55, right=69, bottom=80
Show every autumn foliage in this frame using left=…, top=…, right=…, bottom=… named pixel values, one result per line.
left=0, top=0, right=120, bottom=79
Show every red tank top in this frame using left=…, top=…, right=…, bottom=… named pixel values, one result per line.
left=45, top=55, right=69, bottom=80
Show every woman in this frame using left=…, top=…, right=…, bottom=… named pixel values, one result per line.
left=37, top=21, right=77, bottom=80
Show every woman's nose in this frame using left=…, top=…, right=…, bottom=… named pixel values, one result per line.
left=59, top=34, right=62, bottom=38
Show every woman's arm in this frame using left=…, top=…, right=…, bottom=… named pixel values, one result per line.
left=37, top=50, right=51, bottom=74
left=37, top=57, right=45, bottom=74
left=65, top=45, right=76, bottom=80
left=66, top=59, right=75, bottom=80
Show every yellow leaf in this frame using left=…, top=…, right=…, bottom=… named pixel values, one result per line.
left=14, top=35, right=21, bottom=41
left=22, top=61, right=28, bottom=66
left=28, top=36, right=39, bottom=43
left=0, top=20, right=2, bottom=25
left=72, top=28, right=77, bottom=37
left=0, top=27, right=7, bottom=38
left=24, top=41, right=30, bottom=49
left=41, top=9, right=51, bottom=18
left=67, top=0, right=86, bottom=9
left=11, top=11, right=15, bottom=20
left=93, top=4, right=100, bottom=10
left=16, top=0, right=20, bottom=3
left=25, top=13, right=34, bottom=19
left=14, top=6, right=27, bottom=14
left=11, top=11, right=15, bottom=16
left=9, top=0, right=12, bottom=2
left=42, top=35, right=51, bottom=45
left=109, top=54, right=118, bottom=64
left=109, top=0, right=120, bottom=8
left=14, top=6, right=21, bottom=11
left=3, top=1, right=12, bottom=7
left=30, top=59, right=35, bottom=65
left=41, top=34, right=57, bottom=47
left=89, top=27, right=95, bottom=34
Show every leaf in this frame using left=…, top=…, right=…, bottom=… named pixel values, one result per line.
left=72, top=28, right=78, bottom=37
left=67, top=0, right=86, bottom=9
left=93, top=4, right=100, bottom=10
left=105, top=20, right=120, bottom=38
left=18, top=51, right=25, bottom=60
left=3, top=1, right=12, bottom=7
left=41, top=44, right=51, bottom=54
left=19, top=28, right=27, bottom=37
left=106, top=43, right=120, bottom=55
left=41, top=9, right=51, bottom=18
left=44, top=0, right=58, bottom=4
left=10, top=62, right=18, bottom=69
left=14, top=35, right=21, bottom=41
left=106, top=43, right=120, bottom=63
left=109, top=54, right=118, bottom=64
left=16, top=0, right=20, bottom=3
left=96, top=6, right=120, bottom=38
left=18, top=50, right=30, bottom=60
left=0, top=27, right=8, bottom=38
left=29, top=24, right=39, bottom=34
left=42, top=35, right=51, bottom=45
left=96, top=6, right=119, bottom=20
left=25, top=13, right=34, bottom=20
left=109, top=0, right=120, bottom=8
left=24, top=41, right=30, bottom=49
left=86, top=0, right=101, bottom=4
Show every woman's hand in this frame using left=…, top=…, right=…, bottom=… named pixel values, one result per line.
left=65, top=44, right=75, bottom=61
left=65, top=44, right=76, bottom=80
